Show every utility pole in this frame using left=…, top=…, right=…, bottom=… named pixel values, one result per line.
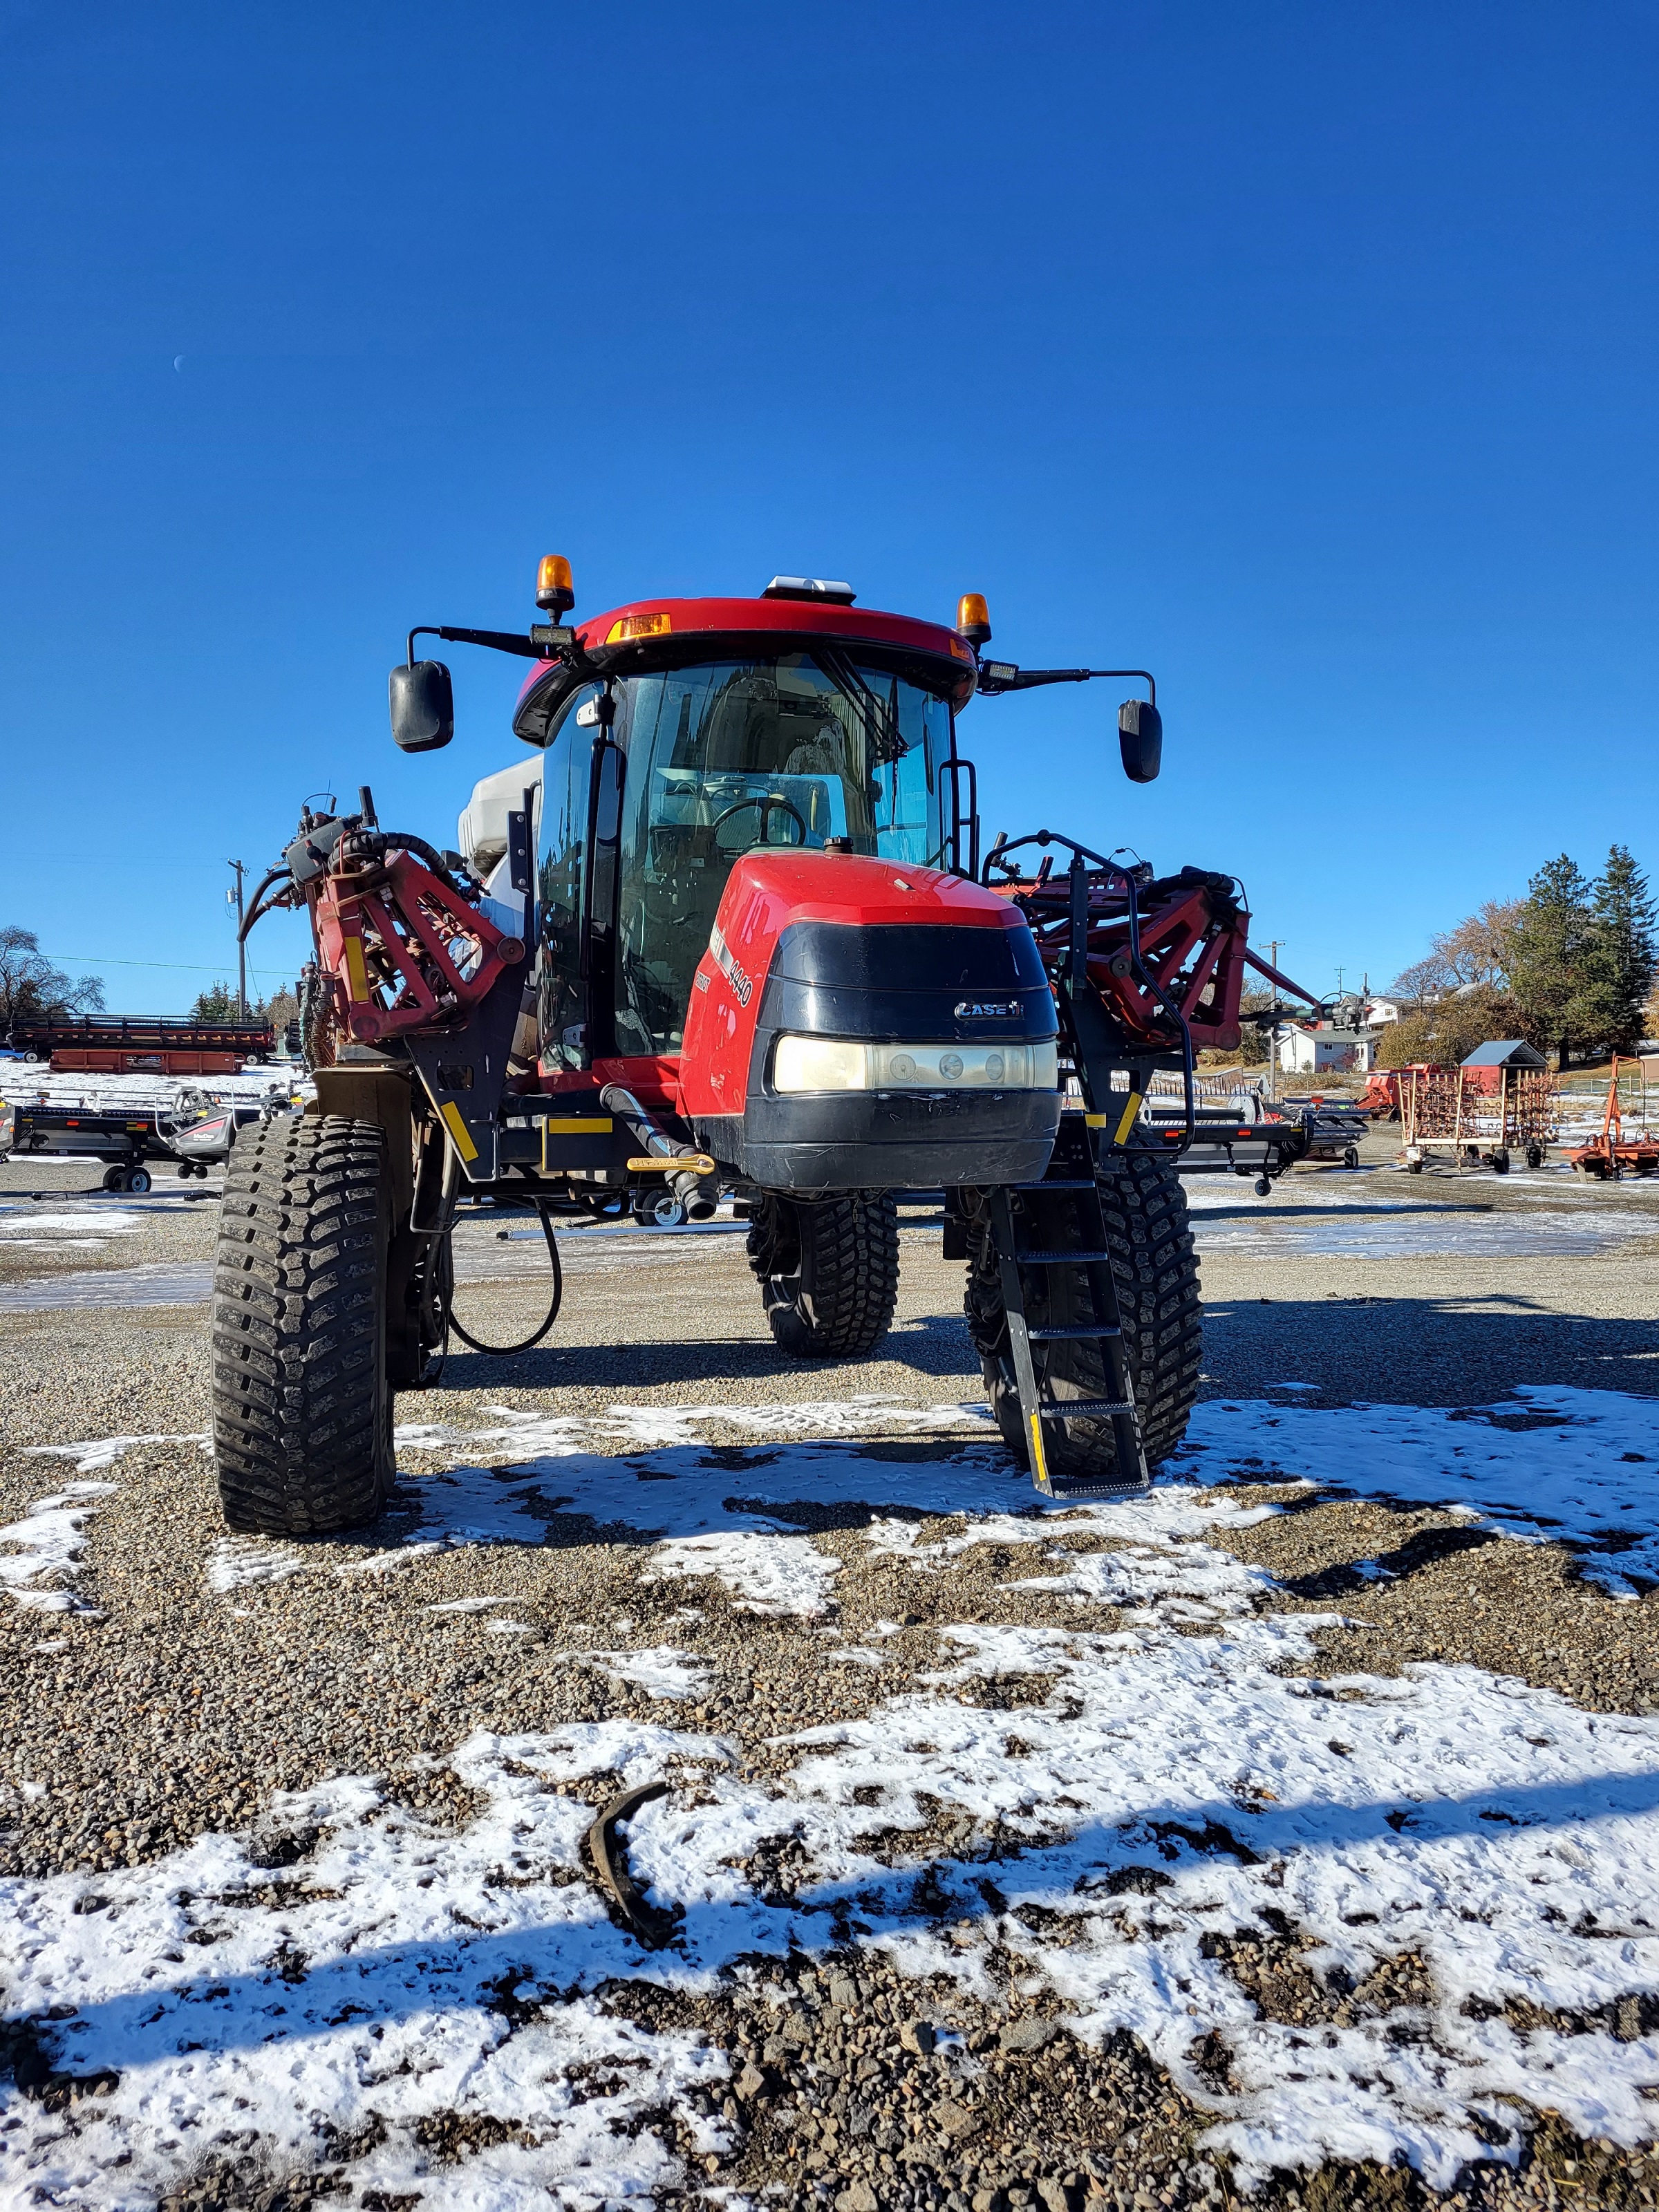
left=1266, top=939, right=1285, bottom=1103
left=226, top=861, right=247, bottom=1018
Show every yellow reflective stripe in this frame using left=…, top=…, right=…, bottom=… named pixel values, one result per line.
left=1114, top=1091, right=1143, bottom=1145
left=342, top=935, right=369, bottom=1003
left=439, top=1100, right=478, bottom=1162
left=1028, top=1409, right=1049, bottom=1489
left=542, top=1116, right=613, bottom=1134
left=1083, top=1113, right=1108, bottom=1127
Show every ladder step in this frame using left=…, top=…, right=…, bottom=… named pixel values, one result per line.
left=1036, top=1398, right=1135, bottom=1419
left=1017, top=1248, right=1114, bottom=1265
left=1027, top=1322, right=1121, bottom=1342
left=1042, top=1474, right=1154, bottom=1501
left=1009, top=1179, right=1095, bottom=1190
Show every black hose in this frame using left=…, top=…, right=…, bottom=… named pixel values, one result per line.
left=443, top=1202, right=563, bottom=1353
left=237, top=865, right=294, bottom=942
left=382, top=832, right=479, bottom=900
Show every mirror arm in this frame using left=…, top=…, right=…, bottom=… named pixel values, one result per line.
left=405, top=624, right=559, bottom=664
left=977, top=663, right=1156, bottom=703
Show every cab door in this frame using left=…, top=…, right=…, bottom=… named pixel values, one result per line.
left=535, top=684, right=603, bottom=1071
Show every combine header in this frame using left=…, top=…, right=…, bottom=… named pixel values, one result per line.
left=9, top=1013, right=275, bottom=1075
left=220, top=563, right=1316, bottom=1533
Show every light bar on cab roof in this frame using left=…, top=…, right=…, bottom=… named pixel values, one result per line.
left=760, top=577, right=856, bottom=604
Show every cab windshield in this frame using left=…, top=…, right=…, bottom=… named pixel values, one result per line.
left=615, top=653, right=950, bottom=1055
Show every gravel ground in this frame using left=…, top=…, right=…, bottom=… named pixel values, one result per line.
left=3, top=1130, right=1659, bottom=2209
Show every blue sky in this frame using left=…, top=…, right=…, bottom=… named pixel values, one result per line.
left=3, top=1, right=1656, bottom=1013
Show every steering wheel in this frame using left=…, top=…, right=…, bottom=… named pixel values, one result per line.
left=711, top=794, right=808, bottom=850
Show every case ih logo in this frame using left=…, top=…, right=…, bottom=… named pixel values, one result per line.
left=955, top=999, right=1022, bottom=1018
left=709, top=924, right=754, bottom=1007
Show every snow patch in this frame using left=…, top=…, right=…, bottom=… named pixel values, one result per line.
left=0, top=1262, right=214, bottom=1311
left=24, top=1430, right=208, bottom=1475
left=11, top=1394, right=1658, bottom=2194
left=8, top=1580, right=1659, bottom=2199
left=1191, top=1202, right=1656, bottom=1259
left=0, top=1483, right=115, bottom=1612
left=1181, top=1384, right=1659, bottom=1593
left=0, top=1210, right=143, bottom=1238
left=206, top=1537, right=304, bottom=1593
left=567, top=1645, right=713, bottom=1700
left=641, top=1531, right=842, bottom=1617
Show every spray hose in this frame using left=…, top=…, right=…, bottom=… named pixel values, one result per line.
left=444, top=1202, right=563, bottom=1356
left=599, top=1084, right=720, bottom=1219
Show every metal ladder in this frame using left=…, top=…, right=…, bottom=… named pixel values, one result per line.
left=987, top=1128, right=1150, bottom=1502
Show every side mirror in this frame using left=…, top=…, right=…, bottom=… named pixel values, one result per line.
left=390, top=659, right=455, bottom=752
left=1118, top=697, right=1162, bottom=784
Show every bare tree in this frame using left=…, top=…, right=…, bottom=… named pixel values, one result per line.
left=1391, top=898, right=1520, bottom=1008
left=1435, top=898, right=1520, bottom=989
left=0, top=926, right=105, bottom=1031
left=1389, top=953, right=1449, bottom=1010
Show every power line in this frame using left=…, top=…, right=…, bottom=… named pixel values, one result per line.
left=39, top=953, right=296, bottom=980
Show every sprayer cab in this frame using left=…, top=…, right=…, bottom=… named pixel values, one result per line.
left=379, top=569, right=1165, bottom=1183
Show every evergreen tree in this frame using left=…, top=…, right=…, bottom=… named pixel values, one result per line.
left=191, top=981, right=237, bottom=1021
left=1506, top=856, right=1596, bottom=1068
left=1582, top=845, right=1658, bottom=1055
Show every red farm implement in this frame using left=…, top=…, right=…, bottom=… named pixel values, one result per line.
left=1396, top=1063, right=1556, bottom=1174
left=1564, top=1057, right=1659, bottom=1179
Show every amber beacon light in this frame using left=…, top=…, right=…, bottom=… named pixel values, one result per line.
left=957, top=592, right=992, bottom=646
left=536, top=554, right=576, bottom=615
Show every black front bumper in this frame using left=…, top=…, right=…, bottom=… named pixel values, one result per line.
left=693, top=1086, right=1060, bottom=1192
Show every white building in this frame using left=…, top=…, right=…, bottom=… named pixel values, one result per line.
left=1364, top=998, right=1402, bottom=1027
left=1276, top=1024, right=1377, bottom=1074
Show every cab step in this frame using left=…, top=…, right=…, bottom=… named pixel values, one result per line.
left=987, top=1155, right=1150, bottom=1503
left=1040, top=1473, right=1156, bottom=1501
left=1016, top=1246, right=1114, bottom=1265
left=1035, top=1397, right=1134, bottom=1419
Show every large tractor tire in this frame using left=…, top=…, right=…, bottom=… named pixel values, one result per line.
left=211, top=1113, right=395, bottom=1535
left=747, top=1190, right=900, bottom=1359
left=965, top=1143, right=1201, bottom=1486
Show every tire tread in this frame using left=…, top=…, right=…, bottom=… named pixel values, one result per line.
left=747, top=1192, right=900, bottom=1359
left=211, top=1114, right=393, bottom=1535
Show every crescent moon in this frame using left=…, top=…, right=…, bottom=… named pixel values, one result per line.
left=174, top=355, right=185, bottom=371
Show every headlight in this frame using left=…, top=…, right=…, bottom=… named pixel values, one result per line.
left=771, top=1035, right=1058, bottom=1093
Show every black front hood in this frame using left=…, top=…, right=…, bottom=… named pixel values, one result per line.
left=696, top=918, right=1060, bottom=1191
left=756, top=919, right=1058, bottom=1047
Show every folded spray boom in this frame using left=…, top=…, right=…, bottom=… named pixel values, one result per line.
left=244, top=797, right=525, bottom=1054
